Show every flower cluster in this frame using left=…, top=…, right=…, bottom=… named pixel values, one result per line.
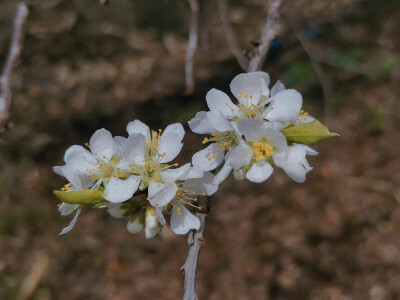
left=54, top=71, right=337, bottom=237
left=54, top=120, right=218, bottom=236
left=189, top=71, right=336, bottom=184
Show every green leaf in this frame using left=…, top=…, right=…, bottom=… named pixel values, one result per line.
left=282, top=120, right=339, bottom=145
left=53, top=189, right=105, bottom=206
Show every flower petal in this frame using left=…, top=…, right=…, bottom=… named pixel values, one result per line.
left=214, top=163, right=232, bottom=185
left=59, top=208, right=81, bottom=235
left=107, top=203, right=126, bottom=218
left=58, top=202, right=79, bottom=216
left=145, top=224, right=161, bottom=238
left=206, top=111, right=235, bottom=132
left=127, top=218, right=144, bottom=234
left=148, top=181, right=166, bottom=198
left=206, top=88, right=239, bottom=118
left=170, top=204, right=200, bottom=234
left=236, top=118, right=269, bottom=142
left=155, top=207, right=166, bottom=225
left=157, top=133, right=183, bottom=163
left=188, top=111, right=215, bottom=134
left=64, top=145, right=85, bottom=163
left=163, top=123, right=185, bottom=141
left=263, top=89, right=302, bottom=122
left=229, top=142, right=253, bottom=170
left=230, top=72, right=270, bottom=106
left=114, top=136, right=127, bottom=157
left=89, top=129, right=116, bottom=160
left=270, top=80, right=285, bottom=97
left=104, top=176, right=140, bottom=203
left=126, top=119, right=151, bottom=140
left=65, top=149, right=98, bottom=176
left=192, top=143, right=224, bottom=171
left=148, top=183, right=178, bottom=207
left=183, top=171, right=219, bottom=195
left=123, top=133, right=145, bottom=166
left=246, top=161, right=273, bottom=183
left=182, top=167, right=204, bottom=180
left=161, top=163, right=191, bottom=182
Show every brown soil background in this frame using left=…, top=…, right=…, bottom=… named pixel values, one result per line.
left=1, top=0, right=400, bottom=299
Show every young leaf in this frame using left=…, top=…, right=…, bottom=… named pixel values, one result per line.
left=282, top=120, right=339, bottom=145
left=54, top=189, right=105, bottom=205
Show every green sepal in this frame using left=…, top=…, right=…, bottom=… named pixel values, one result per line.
left=282, top=120, right=339, bottom=145
left=53, top=189, right=105, bottom=206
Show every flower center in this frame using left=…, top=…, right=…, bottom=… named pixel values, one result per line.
left=252, top=140, right=274, bottom=161
left=202, top=130, right=238, bottom=151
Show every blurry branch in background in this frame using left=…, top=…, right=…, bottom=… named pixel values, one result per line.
left=17, top=252, right=49, bottom=300
left=218, top=0, right=248, bottom=71
left=185, top=0, right=199, bottom=95
left=182, top=196, right=209, bottom=300
left=0, top=2, right=30, bottom=132
left=99, top=0, right=110, bottom=5
left=247, top=0, right=286, bottom=72
left=289, top=23, right=334, bottom=116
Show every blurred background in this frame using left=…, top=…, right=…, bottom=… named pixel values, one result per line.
left=0, top=0, right=399, bottom=299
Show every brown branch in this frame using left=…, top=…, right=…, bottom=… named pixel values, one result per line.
left=218, top=0, right=248, bottom=71
left=247, top=0, right=286, bottom=72
left=181, top=196, right=209, bottom=300
left=185, top=0, right=199, bottom=95
left=0, top=2, right=30, bottom=132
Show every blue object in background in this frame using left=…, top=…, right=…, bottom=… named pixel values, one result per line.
left=306, top=26, right=320, bottom=39
left=270, top=37, right=283, bottom=49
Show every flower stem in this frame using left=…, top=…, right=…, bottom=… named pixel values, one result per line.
left=181, top=196, right=209, bottom=300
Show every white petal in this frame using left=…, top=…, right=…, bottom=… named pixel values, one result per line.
left=246, top=161, right=273, bottom=183
left=293, top=144, right=318, bottom=156
left=170, top=204, right=200, bottom=234
left=233, top=168, right=246, bottom=180
left=206, top=88, right=239, bottom=118
left=107, top=203, right=126, bottom=218
left=53, top=166, right=64, bottom=176
left=183, top=171, right=219, bottom=195
left=89, top=129, right=116, bottom=160
left=123, top=133, right=145, bottom=166
left=206, top=111, right=235, bottom=132
left=127, top=218, right=144, bottom=234
left=145, top=224, right=161, bottom=238
left=157, top=133, right=183, bottom=163
left=188, top=111, right=215, bottom=134
left=126, top=119, right=151, bottom=140
left=104, top=176, right=140, bottom=203
left=284, top=164, right=308, bottom=183
left=270, top=80, right=285, bottom=97
left=229, top=142, right=253, bottom=170
left=161, top=163, right=191, bottom=182
left=59, top=208, right=81, bottom=235
left=163, top=123, right=185, bottom=141
left=114, top=136, right=127, bottom=157
left=58, top=203, right=79, bottom=216
left=148, top=181, right=166, bottom=198
left=65, top=149, right=98, bottom=176
left=230, top=72, right=270, bottom=106
left=148, top=183, right=178, bottom=207
left=155, top=207, right=166, bottom=225
left=192, top=143, right=224, bottom=171
left=64, top=145, right=85, bottom=163
left=181, top=167, right=204, bottom=180
left=263, top=89, right=302, bottom=122
left=236, top=118, right=268, bottom=142
left=214, top=163, right=232, bottom=185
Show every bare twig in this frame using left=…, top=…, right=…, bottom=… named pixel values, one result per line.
left=247, top=0, right=286, bottom=72
left=185, top=0, right=199, bottom=95
left=0, top=2, right=30, bottom=131
left=181, top=196, right=209, bottom=300
left=218, top=0, right=248, bottom=70
left=17, top=252, right=50, bottom=300
left=288, top=21, right=334, bottom=117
